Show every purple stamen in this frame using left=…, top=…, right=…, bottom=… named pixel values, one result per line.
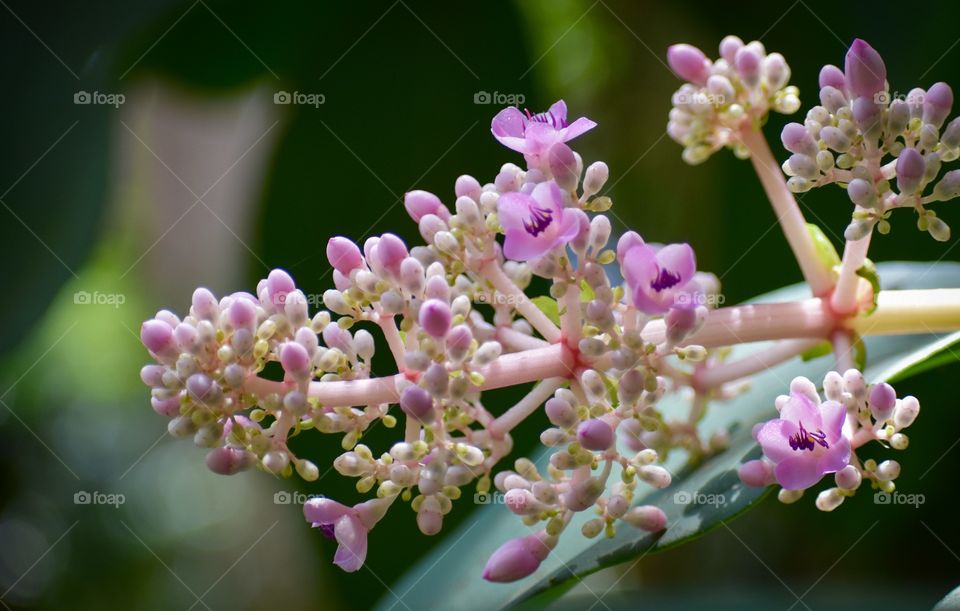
left=788, top=421, right=829, bottom=452
left=650, top=268, right=682, bottom=291
left=522, top=205, right=554, bottom=236
left=525, top=108, right=567, bottom=129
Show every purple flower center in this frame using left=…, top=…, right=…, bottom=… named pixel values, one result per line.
left=318, top=522, right=336, bottom=540
left=525, top=108, right=567, bottom=129
left=650, top=267, right=682, bottom=292
left=523, top=205, right=554, bottom=236
left=788, top=421, right=829, bottom=452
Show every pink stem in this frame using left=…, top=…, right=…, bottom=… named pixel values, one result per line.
left=740, top=127, right=835, bottom=297
left=831, top=234, right=871, bottom=315
left=692, top=338, right=823, bottom=390
left=488, top=377, right=566, bottom=437
left=481, top=260, right=561, bottom=343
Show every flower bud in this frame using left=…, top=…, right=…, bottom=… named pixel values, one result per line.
left=835, top=465, right=861, bottom=490
left=844, top=39, right=886, bottom=98
left=818, top=64, right=845, bottom=90
left=400, top=386, right=435, bottom=424
left=191, top=287, right=219, bottom=320
left=923, top=82, right=953, bottom=128
left=455, top=175, right=482, bottom=202
left=667, top=43, right=710, bottom=85
left=718, top=35, right=743, bottom=64
left=734, top=45, right=762, bottom=88
left=141, top=320, right=177, bottom=359
left=326, top=237, right=364, bottom=274
left=545, top=397, right=577, bottom=428
left=205, top=447, right=254, bottom=475
left=446, top=324, right=473, bottom=362
left=869, top=382, right=897, bottom=421
left=583, top=161, right=609, bottom=197
left=933, top=170, right=960, bottom=201
left=738, top=459, right=774, bottom=487
left=815, top=487, right=844, bottom=512
left=266, top=269, right=295, bottom=306
left=482, top=533, right=552, bottom=582
left=639, top=465, right=672, bottom=489
left=577, top=419, right=614, bottom=451
left=896, top=148, right=925, bottom=195
left=419, top=299, right=452, bottom=338
left=893, top=395, right=920, bottom=428
left=781, top=123, right=817, bottom=157
left=405, top=190, right=449, bottom=222
left=623, top=505, right=667, bottom=531
left=547, top=143, right=579, bottom=192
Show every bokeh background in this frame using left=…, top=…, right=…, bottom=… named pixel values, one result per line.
left=2, top=0, right=960, bottom=609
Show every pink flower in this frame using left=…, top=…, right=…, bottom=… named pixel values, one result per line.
left=619, top=232, right=699, bottom=314
left=304, top=497, right=390, bottom=572
left=491, top=100, right=595, bottom=167
left=756, top=391, right=851, bottom=490
left=498, top=181, right=579, bottom=261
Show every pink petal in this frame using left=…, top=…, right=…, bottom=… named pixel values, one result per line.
left=560, top=117, right=597, bottom=142
left=497, top=191, right=534, bottom=233
left=304, top=497, right=351, bottom=526
left=548, top=100, right=568, bottom=123
left=621, top=244, right=658, bottom=292
left=756, top=419, right=799, bottom=463
left=819, top=400, right=847, bottom=442
left=530, top=180, right=564, bottom=216
left=780, top=392, right=822, bottom=430
left=655, top=243, right=696, bottom=284
left=817, top=436, right=851, bottom=475
left=504, top=229, right=552, bottom=261
left=775, top=456, right=823, bottom=490
left=557, top=209, right=580, bottom=242
left=333, top=514, right=368, bottom=572
left=491, top=107, right=528, bottom=152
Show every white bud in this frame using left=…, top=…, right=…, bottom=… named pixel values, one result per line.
left=815, top=487, right=844, bottom=512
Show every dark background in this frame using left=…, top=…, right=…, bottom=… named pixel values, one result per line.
left=1, top=0, right=959, bottom=609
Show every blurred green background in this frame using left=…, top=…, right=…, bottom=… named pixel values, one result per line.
left=2, top=0, right=960, bottom=609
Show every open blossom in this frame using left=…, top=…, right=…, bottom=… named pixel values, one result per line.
left=618, top=231, right=699, bottom=314
left=491, top=100, right=595, bottom=167
left=756, top=386, right=850, bottom=490
left=304, top=497, right=391, bottom=572
left=498, top=180, right=579, bottom=261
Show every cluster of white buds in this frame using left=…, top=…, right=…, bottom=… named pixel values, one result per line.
left=780, top=39, right=960, bottom=241
left=739, top=371, right=920, bottom=512
left=667, top=36, right=800, bottom=164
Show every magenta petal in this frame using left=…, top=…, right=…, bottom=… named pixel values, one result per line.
left=332, top=514, right=368, bottom=572
left=560, top=117, right=597, bottom=142
left=621, top=244, right=658, bottom=292
left=757, top=420, right=799, bottom=463
left=817, top=436, right=851, bottom=475
left=503, top=230, right=551, bottom=261
left=304, top=498, right=351, bottom=526
left=530, top=180, right=564, bottom=215
left=548, top=100, right=568, bottom=123
left=557, top=209, right=580, bottom=242
left=779, top=393, right=822, bottom=430
left=497, top=191, right=534, bottom=233
left=775, top=456, right=823, bottom=490
left=819, top=400, right=847, bottom=442
left=491, top=106, right=526, bottom=138
left=655, top=243, right=696, bottom=284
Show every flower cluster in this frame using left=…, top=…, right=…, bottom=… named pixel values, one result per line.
left=780, top=39, right=960, bottom=241
left=666, top=36, right=800, bottom=164
left=739, top=372, right=919, bottom=511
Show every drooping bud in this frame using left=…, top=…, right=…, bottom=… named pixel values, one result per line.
left=622, top=505, right=667, bottom=532
left=482, top=533, right=552, bottom=583
left=405, top=190, right=449, bottom=222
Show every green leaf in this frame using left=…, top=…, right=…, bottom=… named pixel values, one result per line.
left=531, top=296, right=561, bottom=326
left=800, top=340, right=832, bottom=361
left=807, top=222, right=842, bottom=269
left=382, top=262, right=960, bottom=611
left=856, top=258, right=881, bottom=315
left=934, top=584, right=960, bottom=610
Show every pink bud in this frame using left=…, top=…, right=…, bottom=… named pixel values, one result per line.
left=667, top=44, right=710, bottom=85
left=191, top=287, right=218, bottom=320
left=718, top=35, right=743, bottom=64
left=482, top=534, right=551, bottom=582
left=454, top=175, right=482, bottom=202
left=140, top=364, right=165, bottom=387
left=375, top=233, right=408, bottom=274
left=326, top=237, right=365, bottom=274
left=400, top=385, right=435, bottom=424
left=738, top=459, right=774, bottom=487
left=545, top=397, right=577, bottom=428
left=869, top=382, right=897, bottom=421
left=417, top=509, right=443, bottom=535
left=818, top=64, right=846, bottom=90
left=173, top=323, right=198, bottom=351
left=322, top=324, right=352, bottom=353
left=577, top=419, right=614, bottom=451
left=405, top=190, right=449, bottom=222
left=896, top=148, right=925, bottom=195
left=228, top=298, right=257, bottom=330
left=446, top=324, right=473, bottom=360
left=734, top=45, right=762, bottom=87
left=141, top=319, right=176, bottom=357
left=666, top=306, right=698, bottom=342
left=923, top=82, right=954, bottom=128
left=151, top=395, right=181, bottom=417
left=625, top=505, right=667, bottom=532
left=844, top=39, right=886, bottom=98
left=267, top=269, right=296, bottom=306
left=781, top=123, right=817, bottom=157
left=547, top=143, right=579, bottom=192
left=280, top=342, right=311, bottom=376
left=419, top=299, right=452, bottom=337
left=206, top=447, right=253, bottom=475
left=186, top=373, right=213, bottom=400
left=332, top=269, right=351, bottom=291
